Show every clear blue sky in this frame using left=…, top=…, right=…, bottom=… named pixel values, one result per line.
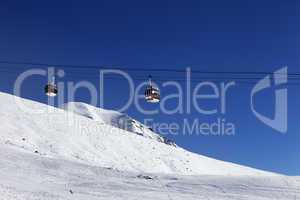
left=0, top=0, right=299, bottom=175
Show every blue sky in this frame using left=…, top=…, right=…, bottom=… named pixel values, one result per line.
left=0, top=0, right=299, bottom=175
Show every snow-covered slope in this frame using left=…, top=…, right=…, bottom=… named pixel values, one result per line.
left=1, top=92, right=299, bottom=200
left=0, top=92, right=274, bottom=176
left=0, top=146, right=299, bottom=200
left=62, top=102, right=176, bottom=146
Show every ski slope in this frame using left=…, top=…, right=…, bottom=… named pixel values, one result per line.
left=62, top=102, right=176, bottom=146
left=0, top=146, right=299, bottom=200
left=0, top=91, right=299, bottom=199
left=0, top=92, right=273, bottom=176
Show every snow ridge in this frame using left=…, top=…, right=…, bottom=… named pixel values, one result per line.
left=62, top=102, right=176, bottom=146
left=0, top=92, right=276, bottom=176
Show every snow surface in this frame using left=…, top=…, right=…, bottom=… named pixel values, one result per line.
left=0, top=92, right=299, bottom=199
left=62, top=102, right=176, bottom=146
left=0, top=92, right=273, bottom=176
left=0, top=146, right=299, bottom=200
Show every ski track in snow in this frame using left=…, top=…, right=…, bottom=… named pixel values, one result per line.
left=0, top=92, right=298, bottom=199
left=0, top=147, right=299, bottom=200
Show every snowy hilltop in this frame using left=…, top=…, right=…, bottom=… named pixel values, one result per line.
left=62, top=102, right=177, bottom=147
left=1, top=91, right=300, bottom=199
left=0, top=92, right=273, bottom=176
